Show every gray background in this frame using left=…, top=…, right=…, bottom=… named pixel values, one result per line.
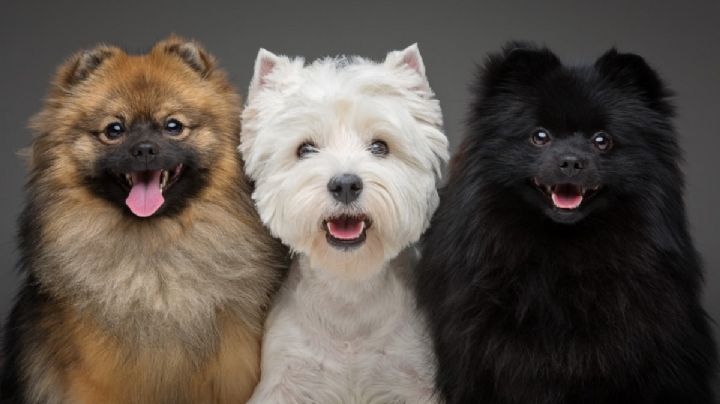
left=1, top=0, right=718, bottom=384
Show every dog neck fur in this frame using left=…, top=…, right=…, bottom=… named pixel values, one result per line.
left=288, top=248, right=421, bottom=338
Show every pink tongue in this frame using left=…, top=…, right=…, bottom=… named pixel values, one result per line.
left=327, top=218, right=364, bottom=240
left=126, top=170, right=164, bottom=217
left=552, top=189, right=583, bottom=209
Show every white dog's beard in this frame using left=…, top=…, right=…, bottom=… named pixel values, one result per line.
left=305, top=227, right=389, bottom=279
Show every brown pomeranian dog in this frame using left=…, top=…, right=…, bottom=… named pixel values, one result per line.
left=0, top=36, right=288, bottom=403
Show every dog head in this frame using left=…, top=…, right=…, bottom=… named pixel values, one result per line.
left=241, top=45, right=448, bottom=278
left=30, top=36, right=241, bottom=218
left=463, top=42, right=676, bottom=224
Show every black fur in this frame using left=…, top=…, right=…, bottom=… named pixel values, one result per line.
left=1, top=197, right=48, bottom=403
left=1, top=278, right=53, bottom=403
left=416, top=42, right=718, bottom=404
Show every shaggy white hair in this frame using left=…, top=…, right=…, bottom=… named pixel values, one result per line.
left=241, top=44, right=449, bottom=403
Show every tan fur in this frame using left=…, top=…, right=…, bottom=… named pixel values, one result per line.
left=60, top=308, right=260, bottom=403
left=13, top=36, right=288, bottom=403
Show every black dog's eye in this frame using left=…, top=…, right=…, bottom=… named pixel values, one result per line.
left=368, top=140, right=389, bottom=156
left=103, top=122, right=125, bottom=140
left=164, top=119, right=184, bottom=135
left=592, top=132, right=613, bottom=151
left=531, top=129, right=551, bottom=146
left=297, top=142, right=318, bottom=159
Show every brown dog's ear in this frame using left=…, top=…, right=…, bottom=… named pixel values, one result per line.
left=59, top=45, right=122, bottom=87
left=154, top=35, right=215, bottom=77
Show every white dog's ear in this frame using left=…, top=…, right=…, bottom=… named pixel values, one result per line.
left=385, top=43, right=429, bottom=90
left=387, top=43, right=426, bottom=76
left=249, top=48, right=286, bottom=96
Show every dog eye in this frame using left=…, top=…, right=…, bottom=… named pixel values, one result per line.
left=297, top=142, right=318, bottom=159
left=164, top=119, right=184, bottom=135
left=592, top=132, right=613, bottom=151
left=531, top=129, right=551, bottom=146
left=103, top=122, right=125, bottom=140
left=368, top=140, right=389, bottom=156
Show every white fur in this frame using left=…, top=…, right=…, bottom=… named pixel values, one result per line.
left=241, top=44, right=448, bottom=403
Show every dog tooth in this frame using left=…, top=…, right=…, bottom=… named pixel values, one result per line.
left=125, top=174, right=133, bottom=186
left=160, top=170, right=169, bottom=190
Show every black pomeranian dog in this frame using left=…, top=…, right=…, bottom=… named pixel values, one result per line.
left=416, top=42, right=718, bottom=404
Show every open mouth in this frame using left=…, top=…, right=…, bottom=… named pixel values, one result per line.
left=323, top=214, right=371, bottom=249
left=533, top=178, right=600, bottom=210
left=120, top=164, right=183, bottom=217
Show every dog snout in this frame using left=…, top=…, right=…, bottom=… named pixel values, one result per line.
left=327, top=174, right=363, bottom=204
left=558, top=155, right=585, bottom=177
left=130, top=141, right=159, bottom=163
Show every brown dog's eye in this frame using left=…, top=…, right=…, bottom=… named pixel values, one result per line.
left=368, top=140, right=389, bottom=156
left=102, top=122, right=125, bottom=141
left=592, top=132, right=613, bottom=151
left=297, top=142, right=318, bottom=159
left=164, top=119, right=184, bottom=136
left=531, top=129, right=551, bottom=146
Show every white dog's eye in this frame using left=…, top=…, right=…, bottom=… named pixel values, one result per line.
left=368, top=140, right=389, bottom=156
left=297, top=142, right=318, bottom=159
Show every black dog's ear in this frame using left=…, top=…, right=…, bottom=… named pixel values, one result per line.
left=479, top=41, right=562, bottom=96
left=594, top=49, right=673, bottom=114
left=58, top=46, right=122, bottom=88
left=153, top=35, right=215, bottom=77
left=500, top=41, right=562, bottom=78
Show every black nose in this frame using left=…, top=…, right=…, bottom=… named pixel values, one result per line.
left=130, top=141, right=159, bottom=163
left=558, top=155, right=584, bottom=177
left=327, top=174, right=363, bottom=204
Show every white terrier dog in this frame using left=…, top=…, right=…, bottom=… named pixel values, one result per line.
left=240, top=44, right=449, bottom=404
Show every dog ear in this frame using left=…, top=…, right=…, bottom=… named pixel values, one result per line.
left=154, top=35, right=215, bottom=77
left=483, top=42, right=562, bottom=90
left=248, top=48, right=290, bottom=96
left=385, top=43, right=430, bottom=90
left=594, top=49, right=673, bottom=114
left=386, top=43, right=426, bottom=77
left=58, top=46, right=122, bottom=88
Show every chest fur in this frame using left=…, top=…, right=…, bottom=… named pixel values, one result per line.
left=43, top=309, right=262, bottom=404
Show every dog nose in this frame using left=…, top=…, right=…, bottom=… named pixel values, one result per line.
left=327, top=174, right=363, bottom=204
left=558, top=155, right=584, bottom=177
left=130, top=141, right=159, bottom=163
